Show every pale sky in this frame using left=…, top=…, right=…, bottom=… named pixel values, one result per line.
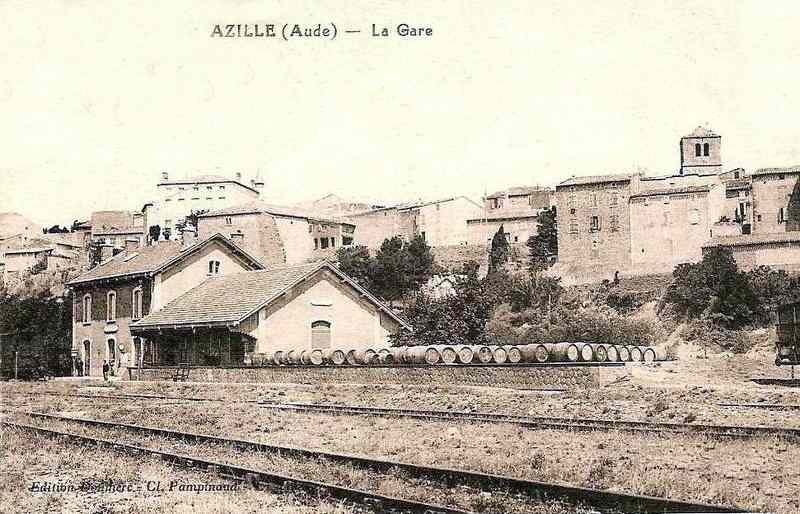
left=4, top=1, right=800, bottom=227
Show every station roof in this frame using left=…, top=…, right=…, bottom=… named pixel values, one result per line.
left=130, top=261, right=411, bottom=331
left=67, top=233, right=264, bottom=286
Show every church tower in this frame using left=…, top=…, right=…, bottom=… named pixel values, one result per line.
left=679, top=126, right=721, bottom=175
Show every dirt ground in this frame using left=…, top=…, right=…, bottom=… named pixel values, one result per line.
left=2, top=352, right=799, bottom=513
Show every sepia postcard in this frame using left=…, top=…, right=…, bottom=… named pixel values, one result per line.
left=2, top=2, right=800, bottom=513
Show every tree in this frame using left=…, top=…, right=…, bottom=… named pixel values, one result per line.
left=176, top=209, right=209, bottom=236
left=341, top=236, right=435, bottom=304
left=661, top=247, right=760, bottom=328
left=371, top=237, right=410, bottom=303
left=405, top=235, right=435, bottom=291
left=527, top=207, right=558, bottom=274
left=391, top=261, right=491, bottom=346
left=488, top=225, right=510, bottom=274
left=336, top=245, right=372, bottom=288
left=148, top=225, right=161, bottom=243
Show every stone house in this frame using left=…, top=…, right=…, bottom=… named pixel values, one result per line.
left=750, top=166, right=800, bottom=234
left=466, top=186, right=553, bottom=245
left=628, top=184, right=725, bottom=273
left=702, top=232, right=800, bottom=272
left=298, top=193, right=385, bottom=217
left=195, top=202, right=356, bottom=267
left=555, top=173, right=633, bottom=282
left=143, top=172, right=263, bottom=239
left=130, top=261, right=409, bottom=365
left=347, top=197, right=484, bottom=248
left=2, top=237, right=81, bottom=279
left=67, top=234, right=265, bottom=378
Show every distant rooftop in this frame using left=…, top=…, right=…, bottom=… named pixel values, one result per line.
left=485, top=186, right=551, bottom=200
left=703, top=232, right=800, bottom=249
left=751, top=166, right=800, bottom=177
left=682, top=126, right=719, bottom=138
left=557, top=173, right=632, bottom=188
left=630, top=185, right=712, bottom=199
left=158, top=174, right=260, bottom=194
left=198, top=201, right=349, bottom=224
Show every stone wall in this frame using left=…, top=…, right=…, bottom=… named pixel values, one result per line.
left=130, top=362, right=627, bottom=389
left=752, top=173, right=800, bottom=234
left=555, top=180, right=632, bottom=282
left=197, top=213, right=286, bottom=267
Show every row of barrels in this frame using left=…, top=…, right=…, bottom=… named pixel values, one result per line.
left=250, top=342, right=668, bottom=367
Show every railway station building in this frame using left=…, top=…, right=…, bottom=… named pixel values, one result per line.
left=67, top=233, right=266, bottom=378
left=129, top=261, right=409, bottom=367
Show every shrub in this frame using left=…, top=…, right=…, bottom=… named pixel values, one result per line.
left=487, top=304, right=660, bottom=346
left=680, top=320, right=754, bottom=354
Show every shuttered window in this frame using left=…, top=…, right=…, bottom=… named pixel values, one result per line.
left=311, top=321, right=332, bottom=349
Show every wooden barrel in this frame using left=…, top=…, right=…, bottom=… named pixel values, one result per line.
left=472, top=345, right=494, bottom=364
left=300, top=350, right=312, bottom=365
left=456, top=345, right=474, bottom=364
left=504, top=345, right=522, bottom=364
left=377, top=348, right=394, bottom=364
left=546, top=342, right=578, bottom=362
left=308, top=349, right=324, bottom=365
left=573, top=342, right=594, bottom=362
left=642, top=347, right=667, bottom=363
left=286, top=349, right=301, bottom=365
left=629, top=346, right=643, bottom=362
left=345, top=349, right=358, bottom=365
left=492, top=346, right=508, bottom=364
left=406, top=346, right=440, bottom=365
left=519, top=343, right=550, bottom=363
left=323, top=349, right=346, bottom=365
left=435, top=345, right=458, bottom=364
left=605, top=344, right=619, bottom=362
left=390, top=347, right=409, bottom=364
left=355, top=349, right=378, bottom=365
left=616, top=345, right=630, bottom=362
left=591, top=343, right=608, bottom=362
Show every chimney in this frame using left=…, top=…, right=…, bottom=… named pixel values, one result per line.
left=124, top=238, right=140, bottom=252
left=162, top=171, right=169, bottom=181
left=235, top=172, right=242, bottom=182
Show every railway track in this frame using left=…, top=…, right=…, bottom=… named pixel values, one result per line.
left=258, top=401, right=800, bottom=442
left=15, top=411, right=748, bottom=513
left=11, top=390, right=800, bottom=440
left=2, top=420, right=468, bottom=514
left=718, top=402, right=800, bottom=411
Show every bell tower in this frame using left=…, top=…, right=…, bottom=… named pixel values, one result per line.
left=679, top=126, right=721, bottom=175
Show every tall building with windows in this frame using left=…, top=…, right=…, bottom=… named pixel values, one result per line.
left=555, top=126, right=730, bottom=282
left=679, top=126, right=722, bottom=175
left=143, top=172, right=263, bottom=240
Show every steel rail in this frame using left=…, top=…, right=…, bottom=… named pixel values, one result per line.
left=22, top=411, right=746, bottom=513
left=258, top=402, right=800, bottom=442
left=717, top=402, right=800, bottom=411
left=2, top=420, right=470, bottom=514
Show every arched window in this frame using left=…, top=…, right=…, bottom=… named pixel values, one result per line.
left=132, top=288, right=143, bottom=319
left=106, top=291, right=117, bottom=321
left=311, top=320, right=332, bottom=349
left=208, top=260, right=221, bottom=275
left=703, top=143, right=709, bottom=156
left=695, top=143, right=701, bottom=157
left=82, top=294, right=92, bottom=323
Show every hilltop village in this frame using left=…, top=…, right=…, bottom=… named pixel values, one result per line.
left=2, top=126, right=798, bottom=285
left=1, top=125, right=799, bottom=379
